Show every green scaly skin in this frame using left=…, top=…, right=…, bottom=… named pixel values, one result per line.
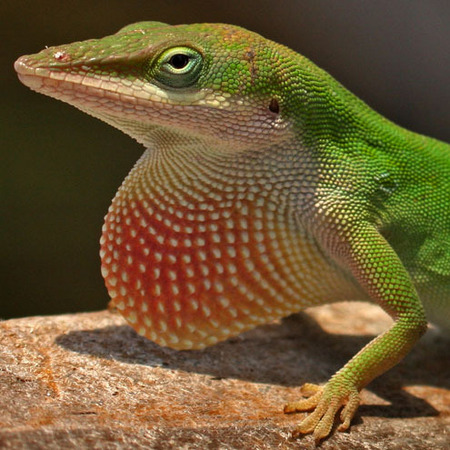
left=15, top=22, right=450, bottom=442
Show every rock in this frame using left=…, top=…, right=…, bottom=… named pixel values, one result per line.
left=1, top=303, right=449, bottom=449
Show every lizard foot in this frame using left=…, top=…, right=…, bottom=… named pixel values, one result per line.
left=284, top=380, right=360, bottom=443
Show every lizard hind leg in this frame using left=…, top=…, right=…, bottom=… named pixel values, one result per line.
left=284, top=222, right=427, bottom=442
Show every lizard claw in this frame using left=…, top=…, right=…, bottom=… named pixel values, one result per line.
left=284, top=380, right=360, bottom=442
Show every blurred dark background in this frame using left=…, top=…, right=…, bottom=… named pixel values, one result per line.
left=2, top=0, right=449, bottom=319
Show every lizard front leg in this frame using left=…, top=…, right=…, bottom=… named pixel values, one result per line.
left=285, top=222, right=428, bottom=442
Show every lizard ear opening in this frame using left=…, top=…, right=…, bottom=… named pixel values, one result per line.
left=269, top=98, right=280, bottom=114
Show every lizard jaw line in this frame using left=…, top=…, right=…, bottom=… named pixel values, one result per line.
left=15, top=56, right=226, bottom=109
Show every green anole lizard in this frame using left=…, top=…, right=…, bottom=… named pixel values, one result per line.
left=15, top=22, right=450, bottom=442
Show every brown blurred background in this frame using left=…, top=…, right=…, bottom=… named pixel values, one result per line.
left=2, top=0, right=449, bottom=319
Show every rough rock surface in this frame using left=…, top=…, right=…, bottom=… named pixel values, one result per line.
left=1, top=303, right=449, bottom=449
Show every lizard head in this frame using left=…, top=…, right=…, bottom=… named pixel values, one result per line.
left=15, top=21, right=297, bottom=150
left=15, top=23, right=336, bottom=350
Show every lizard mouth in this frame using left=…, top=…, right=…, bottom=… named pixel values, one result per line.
left=15, top=54, right=218, bottom=111
left=15, top=58, right=56, bottom=93
left=15, top=55, right=168, bottom=116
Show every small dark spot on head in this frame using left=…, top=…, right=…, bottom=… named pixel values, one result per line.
left=269, top=98, right=280, bottom=114
left=245, top=49, right=255, bottom=61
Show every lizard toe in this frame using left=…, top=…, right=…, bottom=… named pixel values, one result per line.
left=284, top=383, right=323, bottom=413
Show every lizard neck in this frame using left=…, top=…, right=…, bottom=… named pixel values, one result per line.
left=100, top=133, right=356, bottom=349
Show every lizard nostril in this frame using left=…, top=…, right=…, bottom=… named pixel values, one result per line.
left=53, top=50, right=69, bottom=62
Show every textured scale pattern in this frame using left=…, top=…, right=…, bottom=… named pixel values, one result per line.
left=100, top=141, right=362, bottom=349
left=15, top=21, right=450, bottom=442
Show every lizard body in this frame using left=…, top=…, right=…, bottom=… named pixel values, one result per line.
left=15, top=22, right=450, bottom=441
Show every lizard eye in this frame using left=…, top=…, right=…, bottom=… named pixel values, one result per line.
left=152, top=47, right=203, bottom=88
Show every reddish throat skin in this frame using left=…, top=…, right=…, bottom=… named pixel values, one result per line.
left=100, top=141, right=358, bottom=350
left=99, top=144, right=286, bottom=350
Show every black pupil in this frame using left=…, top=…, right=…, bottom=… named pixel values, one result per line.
left=169, top=54, right=190, bottom=69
